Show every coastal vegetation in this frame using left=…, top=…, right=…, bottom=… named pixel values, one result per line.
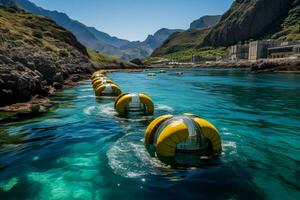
left=151, top=28, right=210, bottom=57
left=146, top=47, right=228, bottom=63
left=273, top=1, right=300, bottom=41
left=152, top=0, right=300, bottom=62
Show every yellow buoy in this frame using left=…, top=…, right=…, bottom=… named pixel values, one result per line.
left=92, top=70, right=106, bottom=76
left=91, top=73, right=105, bottom=80
left=92, top=75, right=110, bottom=82
left=92, top=78, right=113, bottom=89
left=95, top=83, right=122, bottom=97
left=114, top=93, right=154, bottom=116
left=91, top=70, right=107, bottom=80
left=145, top=114, right=222, bottom=159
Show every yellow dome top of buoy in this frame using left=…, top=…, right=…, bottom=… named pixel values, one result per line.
left=95, top=83, right=122, bottom=97
left=114, top=93, right=154, bottom=117
left=145, top=114, right=222, bottom=162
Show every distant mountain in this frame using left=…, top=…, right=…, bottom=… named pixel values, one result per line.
left=0, top=0, right=16, bottom=7
left=144, top=28, right=184, bottom=48
left=9, top=0, right=122, bottom=55
left=119, top=28, right=184, bottom=60
left=190, top=15, right=221, bottom=29
left=0, top=0, right=182, bottom=60
left=87, top=27, right=130, bottom=48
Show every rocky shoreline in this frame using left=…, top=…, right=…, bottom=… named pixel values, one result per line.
left=0, top=68, right=145, bottom=114
left=0, top=7, right=137, bottom=115
left=148, top=59, right=300, bottom=72
left=0, top=73, right=89, bottom=113
left=1, top=59, right=300, bottom=115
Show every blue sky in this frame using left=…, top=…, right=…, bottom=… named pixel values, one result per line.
left=31, top=0, right=234, bottom=41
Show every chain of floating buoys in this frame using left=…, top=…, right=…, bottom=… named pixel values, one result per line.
left=91, top=70, right=122, bottom=97
left=90, top=70, right=222, bottom=166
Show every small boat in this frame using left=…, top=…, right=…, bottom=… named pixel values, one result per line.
left=147, top=73, right=156, bottom=77
left=176, top=72, right=183, bottom=75
left=159, top=70, right=166, bottom=73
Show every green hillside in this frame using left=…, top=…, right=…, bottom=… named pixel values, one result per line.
left=272, top=2, right=300, bottom=41
left=146, top=47, right=228, bottom=63
left=151, top=28, right=210, bottom=57
left=88, top=49, right=136, bottom=68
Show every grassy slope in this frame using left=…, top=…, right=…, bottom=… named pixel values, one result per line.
left=0, top=7, right=87, bottom=56
left=88, top=49, right=137, bottom=68
left=151, top=28, right=210, bottom=57
left=145, top=47, right=228, bottom=63
left=272, top=2, right=300, bottom=41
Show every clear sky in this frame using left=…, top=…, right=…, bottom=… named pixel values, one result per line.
left=30, top=0, right=234, bottom=41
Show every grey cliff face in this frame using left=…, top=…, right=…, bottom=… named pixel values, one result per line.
left=201, top=0, right=295, bottom=47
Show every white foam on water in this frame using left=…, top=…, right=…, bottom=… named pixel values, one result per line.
left=222, top=141, right=237, bottom=156
left=83, top=103, right=117, bottom=117
left=221, top=127, right=228, bottom=131
left=156, top=104, right=174, bottom=112
left=83, top=106, right=98, bottom=116
left=222, top=131, right=233, bottom=136
left=78, top=88, right=93, bottom=92
left=77, top=95, right=95, bottom=99
left=107, top=137, right=165, bottom=178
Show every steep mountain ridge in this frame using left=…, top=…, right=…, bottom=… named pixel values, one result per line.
left=11, top=0, right=122, bottom=55
left=190, top=15, right=221, bottom=29
left=0, top=0, right=182, bottom=60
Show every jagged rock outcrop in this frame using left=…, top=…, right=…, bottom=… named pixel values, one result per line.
left=201, top=0, right=296, bottom=47
left=0, top=7, right=94, bottom=106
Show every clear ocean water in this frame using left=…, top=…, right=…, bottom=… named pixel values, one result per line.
left=0, top=69, right=299, bottom=200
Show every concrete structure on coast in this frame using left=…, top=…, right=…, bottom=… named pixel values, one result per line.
left=229, top=40, right=300, bottom=61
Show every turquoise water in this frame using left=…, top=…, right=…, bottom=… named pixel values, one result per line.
left=0, top=69, right=299, bottom=200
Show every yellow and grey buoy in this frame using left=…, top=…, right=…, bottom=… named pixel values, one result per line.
left=92, top=70, right=106, bottom=76
left=92, top=77, right=113, bottom=89
left=144, top=114, right=222, bottom=163
left=114, top=93, right=154, bottom=116
left=95, top=83, right=122, bottom=97
left=91, top=71, right=106, bottom=80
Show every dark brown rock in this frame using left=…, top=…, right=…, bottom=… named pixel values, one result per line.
left=53, top=82, right=63, bottom=89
